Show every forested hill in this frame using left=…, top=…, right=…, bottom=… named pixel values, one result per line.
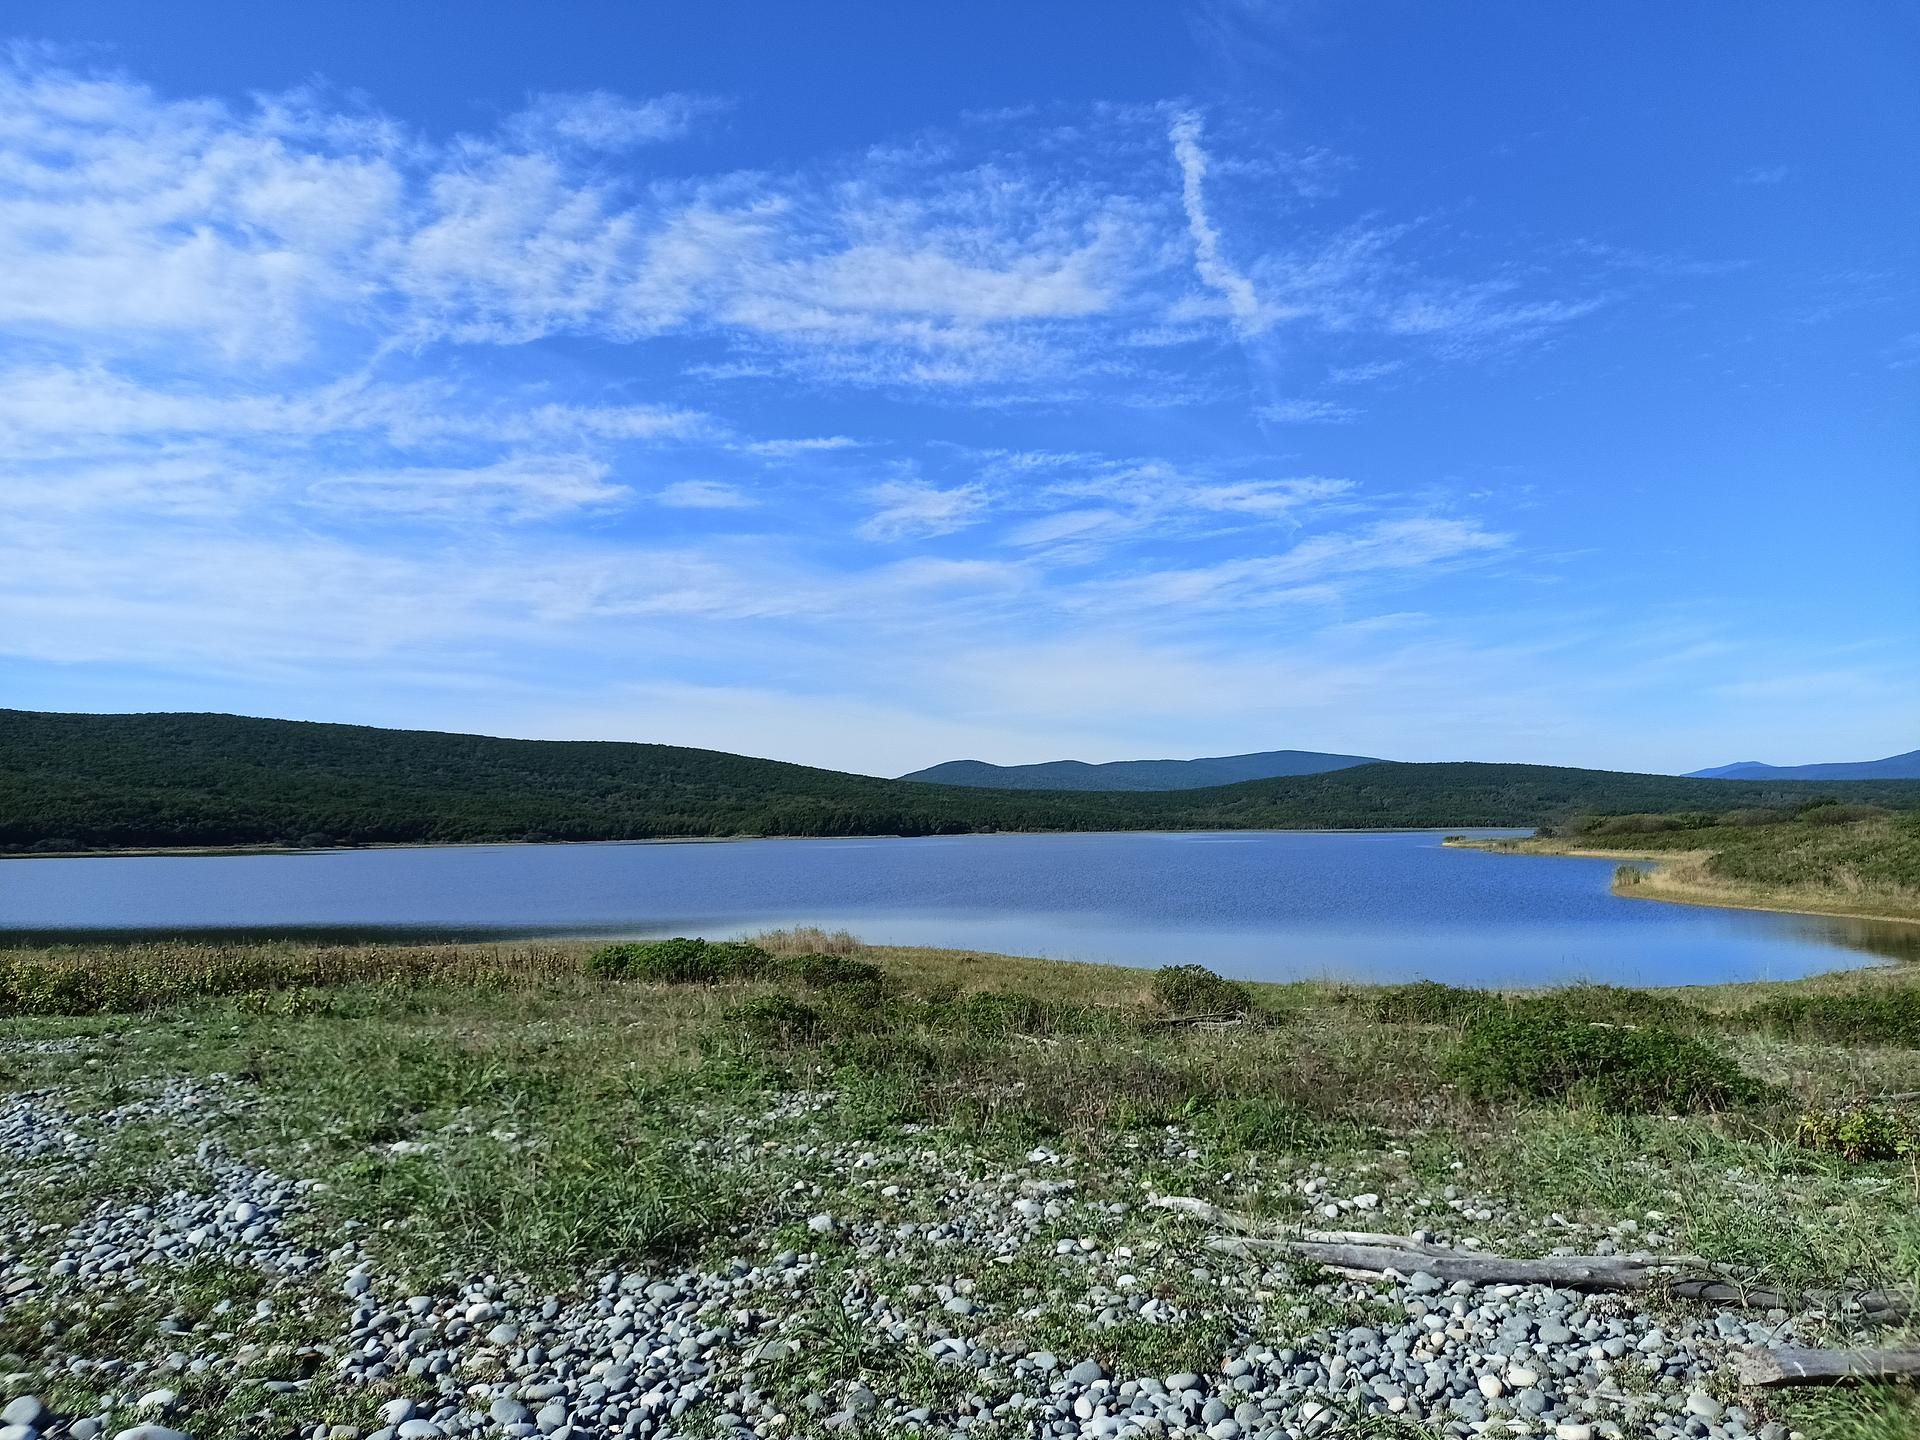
left=5, top=709, right=1920, bottom=851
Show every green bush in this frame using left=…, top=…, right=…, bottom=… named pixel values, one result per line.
left=586, top=937, right=771, bottom=983
left=1543, top=983, right=1701, bottom=1029
left=1151, top=964, right=1251, bottom=1017
left=1797, top=802, right=1891, bottom=826
left=1446, top=1001, right=1770, bottom=1113
left=1578, top=812, right=1717, bottom=836
left=1737, top=989, right=1920, bottom=1048
left=784, top=952, right=886, bottom=989
left=719, top=993, right=822, bottom=1046
left=1794, top=1105, right=1918, bottom=1161
left=1369, top=980, right=1496, bottom=1025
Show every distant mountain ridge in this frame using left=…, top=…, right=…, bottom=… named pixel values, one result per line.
left=1687, top=750, right=1920, bottom=781
left=898, top=749, right=1381, bottom=791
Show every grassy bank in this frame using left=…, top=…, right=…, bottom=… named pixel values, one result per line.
left=2, top=932, right=1918, bottom=1438
left=1455, top=808, right=1920, bottom=926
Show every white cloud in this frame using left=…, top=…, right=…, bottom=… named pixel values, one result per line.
left=657, top=479, right=756, bottom=510
left=304, top=455, right=626, bottom=522
left=859, top=479, right=990, bottom=540
left=1168, top=110, right=1266, bottom=335
left=1086, top=516, right=1510, bottom=612
left=502, top=91, right=717, bottom=150
left=1187, top=477, right=1354, bottom=515
left=744, top=435, right=863, bottom=458
left=1327, top=358, right=1403, bottom=385
left=1258, top=398, right=1358, bottom=423
left=1735, top=164, right=1790, bottom=186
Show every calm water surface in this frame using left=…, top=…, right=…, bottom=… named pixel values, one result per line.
left=2, top=830, right=1913, bottom=986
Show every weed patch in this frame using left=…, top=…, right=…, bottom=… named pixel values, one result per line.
left=1795, top=1105, right=1919, bottom=1161
left=1366, top=981, right=1495, bottom=1026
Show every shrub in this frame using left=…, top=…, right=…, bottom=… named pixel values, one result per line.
left=1446, top=1001, right=1770, bottom=1113
left=784, top=952, right=885, bottom=990
left=1737, top=989, right=1920, bottom=1048
left=1578, top=812, right=1716, bottom=836
left=586, top=937, right=770, bottom=984
left=719, top=993, right=823, bottom=1046
left=1797, top=803, right=1891, bottom=826
left=1543, top=983, right=1701, bottom=1029
left=1151, top=964, right=1251, bottom=1017
left=1795, top=1105, right=1918, bottom=1161
left=1369, top=980, right=1496, bottom=1026
left=1614, top=864, right=1645, bottom=888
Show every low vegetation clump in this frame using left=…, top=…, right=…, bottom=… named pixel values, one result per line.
left=1150, top=963, right=1251, bottom=1016
left=586, top=937, right=771, bottom=983
left=1794, top=1105, right=1919, bottom=1162
left=1576, top=811, right=1721, bottom=837
left=1366, top=980, right=1497, bottom=1025
left=751, top=925, right=861, bottom=957
left=719, top=993, right=825, bottom=1048
left=1445, top=1000, right=1771, bottom=1113
left=1539, top=982, right=1704, bottom=1029
left=1736, top=988, right=1920, bottom=1048
left=783, top=951, right=887, bottom=990
left=0, top=941, right=574, bottom=1016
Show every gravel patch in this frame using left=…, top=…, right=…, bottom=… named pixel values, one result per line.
left=0, top=1060, right=1833, bottom=1440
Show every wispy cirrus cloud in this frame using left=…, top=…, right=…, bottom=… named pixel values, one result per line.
left=657, top=479, right=757, bottom=510
left=859, top=479, right=991, bottom=540
left=1258, top=397, right=1359, bottom=423
left=501, top=90, right=722, bottom=150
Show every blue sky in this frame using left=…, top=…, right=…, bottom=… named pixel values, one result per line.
left=2, top=2, right=1915, bottom=776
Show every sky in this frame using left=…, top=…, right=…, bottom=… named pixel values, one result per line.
left=2, top=2, right=1916, bottom=778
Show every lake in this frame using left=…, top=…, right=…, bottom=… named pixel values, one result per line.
left=4, top=829, right=1914, bottom=986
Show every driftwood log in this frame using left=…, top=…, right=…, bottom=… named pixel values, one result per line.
left=1150, top=1196, right=1915, bottom=1320
left=1736, top=1346, right=1920, bottom=1388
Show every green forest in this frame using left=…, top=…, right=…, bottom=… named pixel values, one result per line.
left=5, top=708, right=1920, bottom=852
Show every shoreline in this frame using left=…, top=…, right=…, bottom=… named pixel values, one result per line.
left=0, top=824, right=1526, bottom=862
left=1447, top=835, right=1920, bottom=930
